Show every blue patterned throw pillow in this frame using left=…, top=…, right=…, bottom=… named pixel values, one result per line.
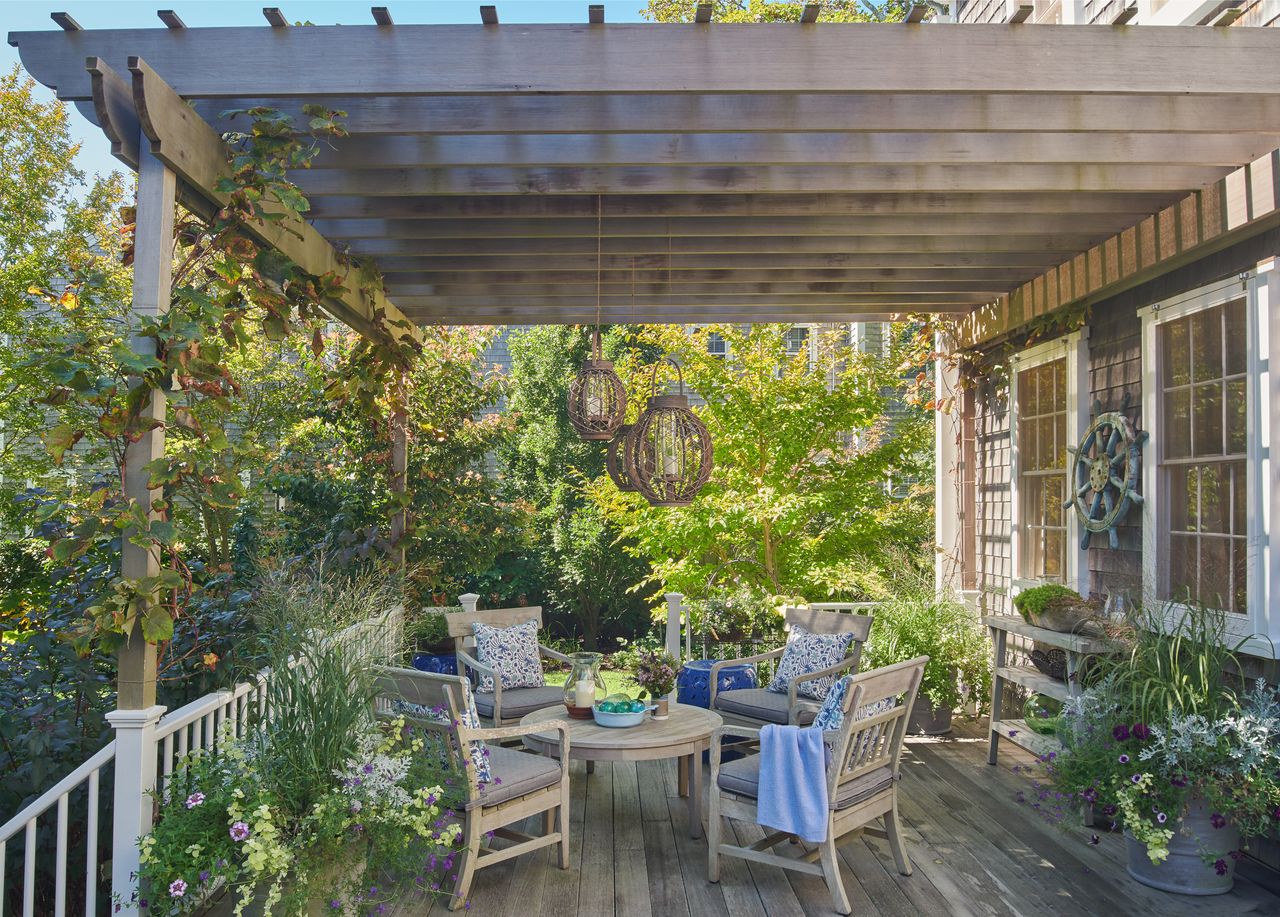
left=394, top=678, right=492, bottom=784
left=812, top=675, right=898, bottom=733
left=767, top=625, right=855, bottom=701
left=472, top=619, right=545, bottom=694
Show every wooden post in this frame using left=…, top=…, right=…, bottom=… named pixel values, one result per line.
left=664, top=593, right=684, bottom=661
left=389, top=376, right=409, bottom=567
left=934, top=343, right=964, bottom=594
left=109, top=145, right=174, bottom=917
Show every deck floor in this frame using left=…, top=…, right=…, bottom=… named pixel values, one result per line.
left=391, top=720, right=1280, bottom=916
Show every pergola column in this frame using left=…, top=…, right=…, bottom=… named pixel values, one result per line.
left=934, top=347, right=965, bottom=594
left=389, top=371, right=409, bottom=568
left=106, top=144, right=174, bottom=916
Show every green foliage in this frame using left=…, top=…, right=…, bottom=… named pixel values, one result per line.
left=589, top=323, right=933, bottom=601
left=687, top=586, right=785, bottom=642
left=1012, top=583, right=1086, bottom=623
left=861, top=579, right=990, bottom=714
left=642, top=0, right=913, bottom=23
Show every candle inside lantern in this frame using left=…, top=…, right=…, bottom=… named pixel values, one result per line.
left=575, top=676, right=595, bottom=708
left=586, top=389, right=603, bottom=418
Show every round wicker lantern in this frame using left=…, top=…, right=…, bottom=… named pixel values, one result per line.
left=605, top=423, right=637, bottom=492
left=625, top=360, right=713, bottom=507
left=567, top=330, right=627, bottom=441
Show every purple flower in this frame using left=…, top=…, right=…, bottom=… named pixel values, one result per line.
left=1156, top=812, right=1168, bottom=824
left=330, top=900, right=341, bottom=910
left=1171, top=775, right=1188, bottom=788
left=184, top=792, right=205, bottom=809
left=1130, top=774, right=1142, bottom=784
left=1008, top=729, right=1019, bottom=738
left=1118, top=754, right=1130, bottom=765
left=362, top=763, right=374, bottom=774
left=229, top=821, right=250, bottom=842
left=1211, top=813, right=1227, bottom=829
left=1112, top=724, right=1130, bottom=742
left=168, top=879, right=187, bottom=898
left=199, top=870, right=210, bottom=883
left=1131, top=722, right=1151, bottom=740
left=1214, top=859, right=1229, bottom=876
left=368, top=886, right=379, bottom=897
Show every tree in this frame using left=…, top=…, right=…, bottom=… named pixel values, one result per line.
left=500, top=325, right=653, bottom=648
left=642, top=0, right=914, bottom=23
left=588, top=323, right=933, bottom=600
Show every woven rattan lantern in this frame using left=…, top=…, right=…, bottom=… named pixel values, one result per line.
left=567, top=196, right=628, bottom=441
left=605, top=423, right=637, bottom=491
left=625, top=360, right=713, bottom=507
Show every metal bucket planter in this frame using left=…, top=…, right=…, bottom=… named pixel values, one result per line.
left=1125, top=801, right=1240, bottom=896
left=907, top=696, right=953, bottom=735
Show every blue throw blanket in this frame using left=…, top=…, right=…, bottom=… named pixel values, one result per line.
left=757, top=723, right=829, bottom=843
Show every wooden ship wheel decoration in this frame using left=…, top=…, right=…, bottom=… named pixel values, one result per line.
left=1063, top=394, right=1148, bottom=550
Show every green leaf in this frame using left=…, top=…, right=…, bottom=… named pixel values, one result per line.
left=44, top=424, right=83, bottom=464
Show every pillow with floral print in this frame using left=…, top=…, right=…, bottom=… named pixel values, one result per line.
left=766, top=625, right=854, bottom=701
left=812, top=675, right=898, bottom=733
left=472, top=618, right=545, bottom=693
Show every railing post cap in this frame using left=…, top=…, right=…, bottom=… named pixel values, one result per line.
left=459, top=592, right=480, bottom=601
left=664, top=592, right=684, bottom=601
left=106, top=705, right=167, bottom=727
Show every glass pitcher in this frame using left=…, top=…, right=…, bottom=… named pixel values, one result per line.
left=563, top=652, right=606, bottom=711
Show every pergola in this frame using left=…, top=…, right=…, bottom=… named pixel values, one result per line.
left=10, top=10, right=1280, bottom=914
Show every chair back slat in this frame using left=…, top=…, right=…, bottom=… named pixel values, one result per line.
left=444, top=605, right=544, bottom=654
left=828, top=656, right=927, bottom=793
left=374, top=666, right=478, bottom=793
left=782, top=606, right=874, bottom=642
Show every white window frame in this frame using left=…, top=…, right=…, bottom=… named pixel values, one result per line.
left=1008, top=328, right=1091, bottom=597
left=1139, top=271, right=1274, bottom=653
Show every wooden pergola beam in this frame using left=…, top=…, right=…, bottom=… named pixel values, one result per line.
left=386, top=267, right=1043, bottom=285
left=396, top=280, right=1013, bottom=296
left=293, top=164, right=1232, bottom=196
left=187, top=93, right=1280, bottom=136
left=396, top=293, right=986, bottom=308
left=12, top=23, right=1280, bottom=98
left=124, top=57, right=420, bottom=346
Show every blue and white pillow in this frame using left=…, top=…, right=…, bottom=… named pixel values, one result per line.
left=394, top=678, right=492, bottom=784
left=767, top=625, right=855, bottom=701
left=812, top=674, right=898, bottom=733
left=472, top=619, right=545, bottom=694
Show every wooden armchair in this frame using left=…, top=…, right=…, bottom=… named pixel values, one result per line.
left=374, top=667, right=572, bottom=911
left=708, top=605, right=874, bottom=728
left=445, top=605, right=571, bottom=725
left=708, top=656, right=927, bottom=915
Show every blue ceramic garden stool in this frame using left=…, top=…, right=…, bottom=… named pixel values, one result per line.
left=677, top=659, right=757, bottom=709
left=412, top=653, right=458, bottom=676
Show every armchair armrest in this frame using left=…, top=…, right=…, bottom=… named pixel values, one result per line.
left=457, top=649, right=503, bottom=721
left=710, top=724, right=762, bottom=786
left=471, top=720, right=572, bottom=772
left=539, top=644, right=573, bottom=664
left=785, top=654, right=858, bottom=722
left=708, top=648, right=783, bottom=708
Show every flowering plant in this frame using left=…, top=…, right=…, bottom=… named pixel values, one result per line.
left=632, top=649, right=681, bottom=698
left=137, top=715, right=464, bottom=915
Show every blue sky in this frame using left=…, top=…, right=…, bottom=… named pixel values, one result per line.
left=4, top=1, right=648, bottom=182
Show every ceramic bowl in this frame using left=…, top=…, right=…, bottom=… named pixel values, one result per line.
left=591, top=705, right=655, bottom=728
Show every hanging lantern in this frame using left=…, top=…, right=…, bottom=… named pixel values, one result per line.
left=567, top=195, right=627, bottom=441
left=606, top=423, right=637, bottom=491
left=626, top=359, right=713, bottom=507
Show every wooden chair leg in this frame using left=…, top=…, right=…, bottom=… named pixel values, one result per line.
left=819, top=831, right=851, bottom=916
left=707, top=789, right=721, bottom=883
left=558, top=799, right=571, bottom=869
left=449, top=815, right=482, bottom=911
left=884, top=797, right=912, bottom=877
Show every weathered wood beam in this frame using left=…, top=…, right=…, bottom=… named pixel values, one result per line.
left=305, top=131, right=1277, bottom=169
left=157, top=10, right=187, bottom=29
left=294, top=164, right=1231, bottom=196
left=12, top=23, right=1280, bottom=99
left=309, top=213, right=1145, bottom=240
left=50, top=11, right=81, bottom=31
left=187, top=93, right=1280, bottom=137
left=126, top=57, right=420, bottom=345
left=396, top=293, right=985, bottom=308
left=401, top=305, right=913, bottom=321
left=305, top=192, right=1175, bottom=221
left=372, top=7, right=393, bottom=26
left=392, top=267, right=1040, bottom=285
left=397, top=280, right=1013, bottom=297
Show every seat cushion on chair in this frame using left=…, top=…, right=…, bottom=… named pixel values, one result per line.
left=467, top=746, right=562, bottom=810
left=717, top=756, right=895, bottom=810
left=472, top=685, right=565, bottom=721
left=714, top=688, right=816, bottom=725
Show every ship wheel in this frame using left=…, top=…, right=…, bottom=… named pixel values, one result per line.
left=1064, top=396, right=1148, bottom=550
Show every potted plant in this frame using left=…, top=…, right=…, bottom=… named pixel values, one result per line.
left=1034, top=604, right=1280, bottom=896
left=861, top=591, right=990, bottom=735
left=408, top=605, right=462, bottom=674
left=1013, top=583, right=1100, bottom=633
left=632, top=649, right=681, bottom=719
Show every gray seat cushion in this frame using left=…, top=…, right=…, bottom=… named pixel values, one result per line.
left=468, top=745, right=562, bottom=810
left=717, top=755, right=895, bottom=811
left=714, top=688, right=816, bottom=725
left=473, top=685, right=564, bottom=720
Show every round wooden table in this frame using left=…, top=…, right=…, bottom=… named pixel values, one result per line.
left=520, top=703, right=722, bottom=838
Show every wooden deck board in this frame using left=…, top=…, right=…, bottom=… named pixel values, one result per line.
left=398, top=720, right=1280, bottom=916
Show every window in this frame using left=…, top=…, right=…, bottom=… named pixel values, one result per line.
left=706, top=331, right=727, bottom=358
left=1009, top=331, right=1088, bottom=593
left=1141, top=272, right=1273, bottom=649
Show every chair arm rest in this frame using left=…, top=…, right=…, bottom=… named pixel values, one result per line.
left=785, top=655, right=857, bottom=716
left=457, top=650, right=502, bottom=719
left=709, top=648, right=782, bottom=707
left=710, top=724, right=762, bottom=785
left=540, top=644, right=573, bottom=664
left=472, top=720, right=573, bottom=770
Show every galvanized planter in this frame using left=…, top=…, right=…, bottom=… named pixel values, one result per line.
left=1125, top=801, right=1240, bottom=896
left=907, top=696, right=953, bottom=736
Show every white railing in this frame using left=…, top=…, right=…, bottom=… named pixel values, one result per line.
left=1, top=604, right=404, bottom=917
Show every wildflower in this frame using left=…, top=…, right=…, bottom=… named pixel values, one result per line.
left=168, top=879, right=187, bottom=898
left=368, top=886, right=379, bottom=897
left=229, top=821, right=250, bottom=842
left=1130, top=774, right=1142, bottom=784
left=1171, top=775, right=1188, bottom=788
left=1214, top=859, right=1229, bottom=876
left=185, top=792, right=205, bottom=809
left=1112, top=724, right=1130, bottom=742
left=330, top=900, right=341, bottom=910
left=1211, top=813, right=1227, bottom=829
left=199, top=871, right=210, bottom=883
left=1156, top=812, right=1168, bottom=824
left=363, top=763, right=375, bottom=775
left=1131, top=722, right=1151, bottom=740
left=1118, top=754, right=1130, bottom=765
left=1008, top=729, right=1018, bottom=738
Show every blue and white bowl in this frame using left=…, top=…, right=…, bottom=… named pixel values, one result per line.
left=591, top=704, right=655, bottom=728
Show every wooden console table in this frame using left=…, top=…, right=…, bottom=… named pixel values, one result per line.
left=983, top=615, right=1116, bottom=765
